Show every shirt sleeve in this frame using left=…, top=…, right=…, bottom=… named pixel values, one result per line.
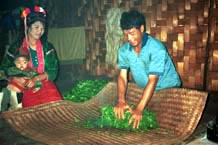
left=0, top=42, right=20, bottom=71
left=118, top=45, right=129, bottom=70
left=149, top=48, right=166, bottom=76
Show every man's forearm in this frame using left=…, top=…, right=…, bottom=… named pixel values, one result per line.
left=136, top=75, right=158, bottom=111
left=117, top=75, right=127, bottom=103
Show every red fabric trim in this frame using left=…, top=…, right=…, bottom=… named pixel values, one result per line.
left=22, top=80, right=63, bottom=107
left=20, top=38, right=45, bottom=73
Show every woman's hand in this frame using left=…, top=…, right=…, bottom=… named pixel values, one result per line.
left=32, top=87, right=41, bottom=93
left=114, top=101, right=132, bottom=119
left=25, top=77, right=38, bottom=88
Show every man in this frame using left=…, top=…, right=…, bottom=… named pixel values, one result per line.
left=114, top=10, right=181, bottom=129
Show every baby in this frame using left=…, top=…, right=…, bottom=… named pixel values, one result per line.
left=0, top=54, right=41, bottom=110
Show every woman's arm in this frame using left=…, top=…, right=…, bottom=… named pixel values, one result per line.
left=43, top=42, right=59, bottom=81
left=0, top=41, right=22, bottom=82
left=0, top=45, right=18, bottom=70
left=25, top=72, right=47, bottom=88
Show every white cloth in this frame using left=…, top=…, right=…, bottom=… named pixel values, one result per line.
left=0, top=92, right=3, bottom=111
left=9, top=91, right=22, bottom=110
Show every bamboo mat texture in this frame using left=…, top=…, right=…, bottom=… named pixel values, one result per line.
left=2, top=82, right=208, bottom=145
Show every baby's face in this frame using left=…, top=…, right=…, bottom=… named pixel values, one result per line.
left=14, top=57, right=29, bottom=71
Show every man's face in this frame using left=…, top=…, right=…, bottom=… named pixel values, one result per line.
left=14, top=57, right=29, bottom=71
left=28, top=21, right=45, bottom=40
left=123, top=26, right=144, bottom=48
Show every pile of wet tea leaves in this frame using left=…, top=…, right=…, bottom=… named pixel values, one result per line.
left=63, top=80, right=159, bottom=132
left=74, top=105, right=159, bottom=132
left=63, top=79, right=108, bottom=102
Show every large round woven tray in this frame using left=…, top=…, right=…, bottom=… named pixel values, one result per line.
left=2, top=82, right=208, bottom=145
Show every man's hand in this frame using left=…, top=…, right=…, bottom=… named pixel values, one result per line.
left=114, top=101, right=132, bottom=119
left=128, top=108, right=143, bottom=129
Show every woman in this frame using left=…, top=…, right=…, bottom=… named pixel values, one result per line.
left=0, top=6, right=63, bottom=108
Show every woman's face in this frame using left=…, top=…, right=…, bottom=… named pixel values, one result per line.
left=28, top=21, right=45, bottom=40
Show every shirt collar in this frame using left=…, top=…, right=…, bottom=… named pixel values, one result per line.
left=128, top=33, right=148, bottom=51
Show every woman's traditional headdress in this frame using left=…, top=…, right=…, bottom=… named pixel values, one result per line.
left=20, top=6, right=47, bottom=42
left=21, top=6, right=46, bottom=19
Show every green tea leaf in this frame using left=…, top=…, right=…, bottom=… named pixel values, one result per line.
left=63, top=79, right=108, bottom=102
left=74, top=105, right=159, bottom=132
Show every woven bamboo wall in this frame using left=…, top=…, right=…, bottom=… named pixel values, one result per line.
left=84, top=0, right=218, bottom=91
left=207, top=0, right=218, bottom=90
left=4, top=0, right=216, bottom=90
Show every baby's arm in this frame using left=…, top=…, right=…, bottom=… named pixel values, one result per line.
left=6, top=67, right=29, bottom=77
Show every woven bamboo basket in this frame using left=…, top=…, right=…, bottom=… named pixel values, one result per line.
left=2, top=82, right=208, bottom=145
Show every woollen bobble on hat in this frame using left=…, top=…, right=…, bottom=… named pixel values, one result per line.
left=21, top=5, right=47, bottom=27
left=20, top=5, right=46, bottom=19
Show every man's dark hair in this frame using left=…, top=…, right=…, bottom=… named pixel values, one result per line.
left=120, top=10, right=146, bottom=31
